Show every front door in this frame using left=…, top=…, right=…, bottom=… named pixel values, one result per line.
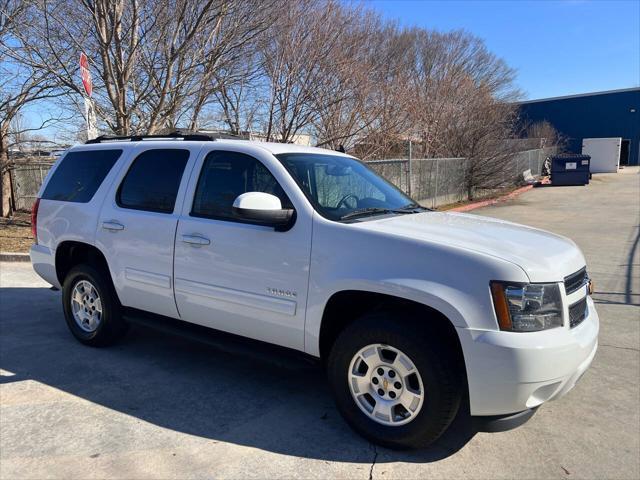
left=96, top=145, right=199, bottom=318
left=173, top=148, right=312, bottom=350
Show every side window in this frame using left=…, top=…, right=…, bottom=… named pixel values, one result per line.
left=117, top=149, right=189, bottom=213
left=191, top=150, right=292, bottom=220
left=42, top=149, right=122, bottom=203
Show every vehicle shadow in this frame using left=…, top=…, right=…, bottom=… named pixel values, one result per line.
left=0, top=286, right=476, bottom=463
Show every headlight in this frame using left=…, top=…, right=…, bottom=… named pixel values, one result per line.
left=490, top=281, right=563, bottom=332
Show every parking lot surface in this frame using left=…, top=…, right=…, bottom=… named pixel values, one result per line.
left=1, top=170, right=639, bottom=479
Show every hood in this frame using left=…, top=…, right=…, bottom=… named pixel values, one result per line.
left=355, top=211, right=585, bottom=282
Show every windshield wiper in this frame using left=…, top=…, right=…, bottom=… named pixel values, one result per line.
left=340, top=208, right=392, bottom=220
left=340, top=205, right=426, bottom=220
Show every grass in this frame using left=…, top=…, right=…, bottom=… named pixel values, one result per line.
left=434, top=185, right=524, bottom=211
left=0, top=212, right=33, bottom=253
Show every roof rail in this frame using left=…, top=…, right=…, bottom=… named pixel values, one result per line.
left=85, top=130, right=225, bottom=144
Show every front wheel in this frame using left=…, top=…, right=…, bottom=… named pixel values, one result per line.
left=62, top=264, right=128, bottom=347
left=327, top=312, right=463, bottom=449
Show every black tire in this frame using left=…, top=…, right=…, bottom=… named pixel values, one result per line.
left=327, top=311, right=463, bottom=449
left=62, top=263, right=128, bottom=347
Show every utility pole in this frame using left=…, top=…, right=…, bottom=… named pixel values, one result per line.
left=407, top=139, right=413, bottom=197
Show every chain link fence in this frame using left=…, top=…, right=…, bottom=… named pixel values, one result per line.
left=8, top=147, right=554, bottom=213
left=9, top=162, right=54, bottom=211
left=366, top=147, right=555, bottom=209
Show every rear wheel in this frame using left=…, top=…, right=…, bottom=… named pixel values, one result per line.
left=62, top=264, right=128, bottom=346
left=327, top=311, right=463, bottom=449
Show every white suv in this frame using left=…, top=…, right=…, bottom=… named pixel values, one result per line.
left=30, top=134, right=598, bottom=449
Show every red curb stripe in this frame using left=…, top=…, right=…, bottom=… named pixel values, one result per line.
left=448, top=184, right=534, bottom=213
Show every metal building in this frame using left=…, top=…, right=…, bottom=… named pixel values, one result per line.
left=518, top=87, right=640, bottom=166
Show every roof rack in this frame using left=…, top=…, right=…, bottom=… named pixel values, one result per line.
left=85, top=130, right=237, bottom=144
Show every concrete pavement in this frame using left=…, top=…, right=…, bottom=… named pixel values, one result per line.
left=1, top=170, right=638, bottom=479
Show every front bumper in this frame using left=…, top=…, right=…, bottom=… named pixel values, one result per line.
left=473, top=407, right=538, bottom=433
left=457, top=296, right=599, bottom=417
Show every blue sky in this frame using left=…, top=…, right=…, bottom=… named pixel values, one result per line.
left=368, top=0, right=640, bottom=100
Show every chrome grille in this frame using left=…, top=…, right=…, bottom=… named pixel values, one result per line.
left=569, top=297, right=588, bottom=328
left=564, top=267, right=588, bottom=295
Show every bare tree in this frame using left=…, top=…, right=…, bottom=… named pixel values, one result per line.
left=405, top=30, right=519, bottom=158
left=207, top=50, right=266, bottom=135
left=0, top=0, right=70, bottom=216
left=313, top=25, right=522, bottom=163
left=439, top=80, right=521, bottom=198
left=3, top=0, right=529, bottom=209
left=346, top=28, right=417, bottom=159
left=11, top=0, right=275, bottom=136
left=523, top=120, right=566, bottom=150
left=261, top=0, right=370, bottom=143
left=313, top=18, right=413, bottom=156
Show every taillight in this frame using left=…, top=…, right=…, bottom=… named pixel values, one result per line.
left=31, top=198, right=40, bottom=244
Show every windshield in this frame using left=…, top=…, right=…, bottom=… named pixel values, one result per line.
left=276, top=153, right=422, bottom=221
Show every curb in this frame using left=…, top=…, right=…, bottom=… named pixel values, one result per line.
left=448, top=184, right=535, bottom=213
left=0, top=252, right=30, bottom=262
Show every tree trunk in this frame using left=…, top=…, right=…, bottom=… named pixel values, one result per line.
left=466, top=158, right=475, bottom=201
left=0, top=127, right=13, bottom=218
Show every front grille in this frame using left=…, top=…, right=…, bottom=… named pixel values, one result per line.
left=569, top=297, right=588, bottom=328
left=565, top=267, right=588, bottom=295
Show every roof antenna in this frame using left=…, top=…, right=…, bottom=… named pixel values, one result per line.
left=336, top=144, right=345, bottom=153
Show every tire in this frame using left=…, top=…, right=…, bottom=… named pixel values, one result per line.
left=62, top=263, right=128, bottom=347
left=327, top=311, right=463, bottom=449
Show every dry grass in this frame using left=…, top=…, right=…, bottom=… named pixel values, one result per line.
left=434, top=185, right=523, bottom=211
left=0, top=212, right=33, bottom=253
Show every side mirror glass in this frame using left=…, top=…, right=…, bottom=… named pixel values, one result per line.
left=232, top=192, right=294, bottom=229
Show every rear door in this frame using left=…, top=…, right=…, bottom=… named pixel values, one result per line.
left=96, top=144, right=200, bottom=318
left=173, top=146, right=312, bottom=350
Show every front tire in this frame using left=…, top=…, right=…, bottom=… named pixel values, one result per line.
left=62, top=264, right=128, bottom=347
left=327, top=311, right=463, bottom=449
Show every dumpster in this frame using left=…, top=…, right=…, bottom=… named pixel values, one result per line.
left=550, top=154, right=591, bottom=186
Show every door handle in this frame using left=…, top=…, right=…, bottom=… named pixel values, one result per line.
left=181, top=234, right=211, bottom=246
left=102, top=221, right=125, bottom=231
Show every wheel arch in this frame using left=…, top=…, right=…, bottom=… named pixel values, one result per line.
left=317, top=290, right=466, bottom=379
left=55, top=241, right=114, bottom=289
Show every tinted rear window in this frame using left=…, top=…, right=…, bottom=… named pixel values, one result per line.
left=42, top=149, right=122, bottom=202
left=117, top=149, right=189, bottom=213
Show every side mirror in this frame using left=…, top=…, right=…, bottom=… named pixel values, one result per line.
left=232, top=192, right=294, bottom=229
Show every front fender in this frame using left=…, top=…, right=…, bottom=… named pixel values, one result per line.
left=304, top=277, right=483, bottom=357
left=304, top=214, right=530, bottom=357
